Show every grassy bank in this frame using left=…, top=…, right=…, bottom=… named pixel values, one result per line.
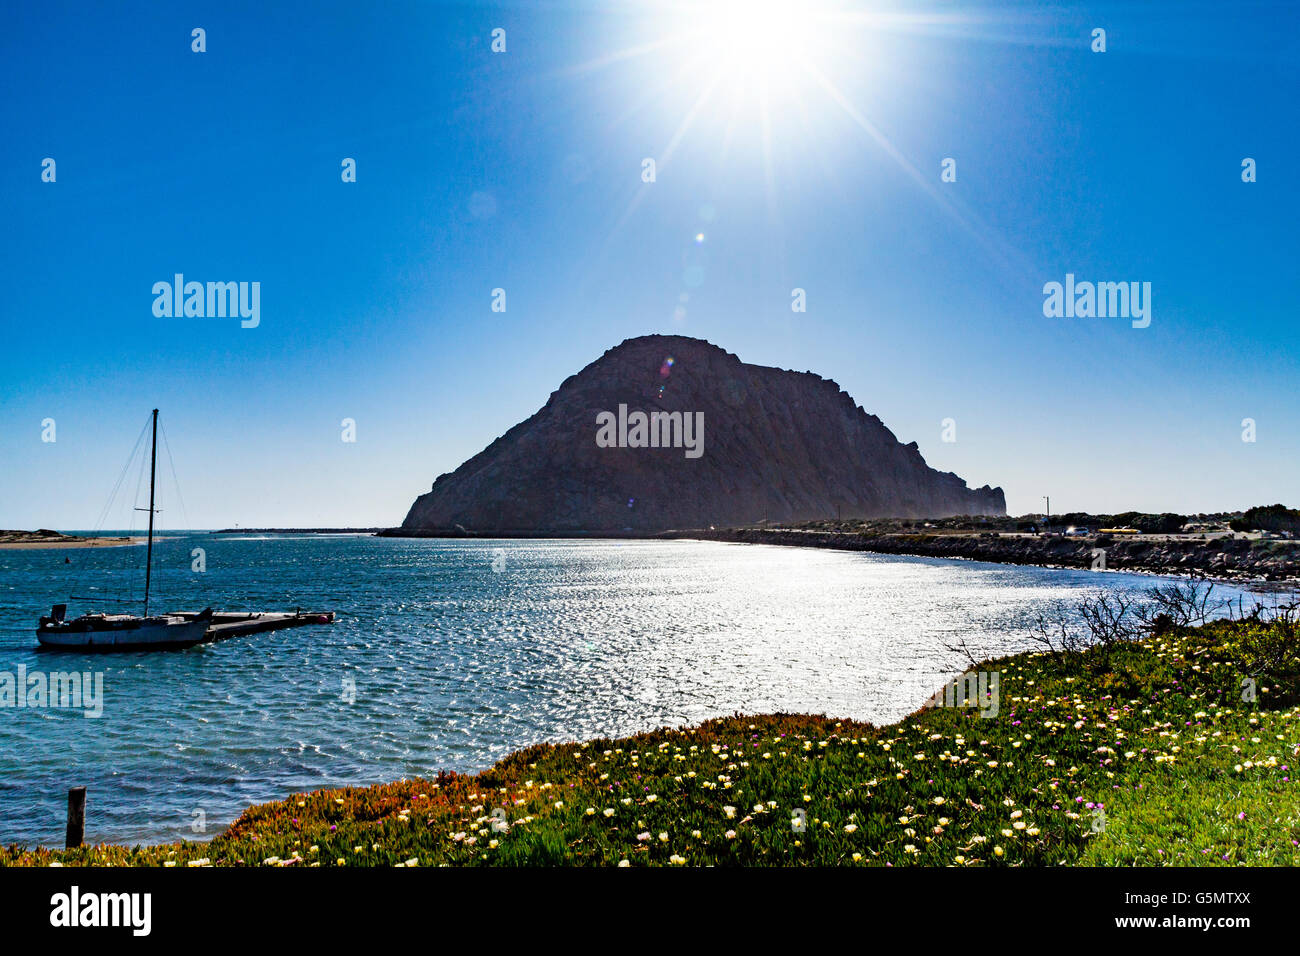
left=4, top=618, right=1298, bottom=867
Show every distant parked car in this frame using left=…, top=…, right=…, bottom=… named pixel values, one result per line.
left=1065, top=526, right=1090, bottom=537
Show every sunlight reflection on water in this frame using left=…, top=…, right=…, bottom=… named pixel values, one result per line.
left=0, top=535, right=1263, bottom=846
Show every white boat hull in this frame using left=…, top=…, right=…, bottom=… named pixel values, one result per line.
left=36, top=617, right=210, bottom=652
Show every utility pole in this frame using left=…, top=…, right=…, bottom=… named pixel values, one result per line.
left=1042, top=496, right=1050, bottom=533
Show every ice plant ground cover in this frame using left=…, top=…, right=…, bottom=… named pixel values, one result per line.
left=4, top=619, right=1298, bottom=867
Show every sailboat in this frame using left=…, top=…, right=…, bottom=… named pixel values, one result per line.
left=36, top=409, right=213, bottom=651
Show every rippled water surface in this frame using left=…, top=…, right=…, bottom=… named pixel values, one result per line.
left=0, top=534, right=1262, bottom=847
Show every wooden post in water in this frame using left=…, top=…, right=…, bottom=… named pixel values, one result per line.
left=65, top=786, right=86, bottom=849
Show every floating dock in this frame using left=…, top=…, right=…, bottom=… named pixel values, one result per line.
left=171, top=610, right=336, bottom=644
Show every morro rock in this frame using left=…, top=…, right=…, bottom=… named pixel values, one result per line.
left=397, top=335, right=1005, bottom=533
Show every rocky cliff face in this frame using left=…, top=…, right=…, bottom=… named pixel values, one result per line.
left=399, top=335, right=1005, bottom=532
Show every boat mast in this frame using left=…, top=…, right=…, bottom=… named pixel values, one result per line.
left=143, top=408, right=158, bottom=617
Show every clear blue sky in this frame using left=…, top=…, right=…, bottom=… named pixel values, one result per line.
left=1, top=0, right=1296, bottom=528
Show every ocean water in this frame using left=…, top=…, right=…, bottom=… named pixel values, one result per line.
left=0, top=533, right=1265, bottom=848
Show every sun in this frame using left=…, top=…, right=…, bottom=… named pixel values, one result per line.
left=678, top=0, right=828, bottom=95
left=697, top=0, right=819, bottom=87
left=569, top=1, right=1027, bottom=285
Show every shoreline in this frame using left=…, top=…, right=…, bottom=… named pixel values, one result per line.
left=0, top=532, right=145, bottom=551
left=213, top=528, right=385, bottom=535
left=665, top=528, right=1300, bottom=588
left=6, top=616, right=1296, bottom=866
left=377, top=526, right=1300, bottom=587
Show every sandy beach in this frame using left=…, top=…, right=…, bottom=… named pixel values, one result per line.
left=0, top=530, right=145, bottom=550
